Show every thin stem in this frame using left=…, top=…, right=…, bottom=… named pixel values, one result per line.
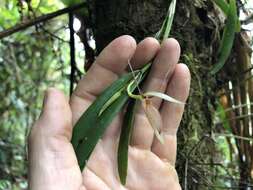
left=214, top=133, right=253, bottom=142
left=69, top=12, right=76, bottom=95
left=127, top=80, right=143, bottom=100
left=127, top=60, right=142, bottom=95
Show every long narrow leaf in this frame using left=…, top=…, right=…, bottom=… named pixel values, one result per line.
left=76, top=92, right=130, bottom=170
left=155, top=0, right=177, bottom=41
left=73, top=66, right=149, bottom=170
left=71, top=72, right=138, bottom=149
left=211, top=0, right=237, bottom=75
left=117, top=99, right=136, bottom=185
left=212, top=0, right=240, bottom=32
left=212, top=0, right=229, bottom=15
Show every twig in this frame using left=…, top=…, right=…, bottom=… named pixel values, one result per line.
left=127, top=60, right=142, bottom=95
left=193, top=181, right=253, bottom=189
left=183, top=135, right=211, bottom=190
left=215, top=113, right=253, bottom=124
left=219, top=102, right=253, bottom=113
left=214, top=133, right=253, bottom=141
left=69, top=12, right=76, bottom=95
left=0, top=2, right=87, bottom=39
left=184, top=159, right=188, bottom=190
left=41, top=26, right=69, bottom=43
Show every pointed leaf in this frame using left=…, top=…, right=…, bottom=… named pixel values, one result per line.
left=155, top=0, right=177, bottom=41
left=211, top=0, right=238, bottom=74
left=76, top=92, right=129, bottom=170
left=71, top=72, right=138, bottom=149
left=118, top=99, right=136, bottom=185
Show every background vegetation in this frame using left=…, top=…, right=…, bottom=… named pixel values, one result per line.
left=0, top=0, right=253, bottom=189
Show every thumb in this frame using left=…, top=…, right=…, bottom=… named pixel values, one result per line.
left=28, top=89, right=83, bottom=190
left=31, top=88, right=72, bottom=141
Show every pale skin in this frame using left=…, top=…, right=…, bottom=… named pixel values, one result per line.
left=28, top=35, right=191, bottom=190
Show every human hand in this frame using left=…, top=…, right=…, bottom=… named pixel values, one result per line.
left=28, top=35, right=190, bottom=190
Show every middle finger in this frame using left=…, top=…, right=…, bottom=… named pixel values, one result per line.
left=131, top=38, right=181, bottom=149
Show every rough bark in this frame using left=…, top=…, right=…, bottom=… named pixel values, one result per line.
left=94, top=0, right=168, bottom=53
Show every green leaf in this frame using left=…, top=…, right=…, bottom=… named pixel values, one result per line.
left=235, top=18, right=241, bottom=33
left=216, top=102, right=231, bottom=132
left=72, top=67, right=148, bottom=170
left=117, top=99, right=136, bottom=185
left=212, top=0, right=229, bottom=15
left=61, top=0, right=83, bottom=6
left=76, top=92, right=130, bottom=170
left=211, top=0, right=238, bottom=75
left=71, top=72, right=138, bottom=149
left=212, top=0, right=241, bottom=33
left=155, top=0, right=177, bottom=41
left=99, top=88, right=125, bottom=116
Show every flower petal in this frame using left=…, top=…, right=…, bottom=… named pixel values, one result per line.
left=144, top=91, right=184, bottom=105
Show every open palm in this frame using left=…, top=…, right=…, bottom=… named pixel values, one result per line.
left=28, top=36, right=190, bottom=190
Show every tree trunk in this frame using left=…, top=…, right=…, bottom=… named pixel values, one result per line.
left=92, top=1, right=218, bottom=189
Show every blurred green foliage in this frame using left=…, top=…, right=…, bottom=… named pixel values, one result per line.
left=0, top=1, right=74, bottom=189
left=61, top=0, right=83, bottom=6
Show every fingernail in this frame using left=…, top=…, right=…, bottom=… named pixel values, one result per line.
left=41, top=88, right=55, bottom=116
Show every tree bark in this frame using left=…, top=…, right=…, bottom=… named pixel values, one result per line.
left=94, top=0, right=170, bottom=53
